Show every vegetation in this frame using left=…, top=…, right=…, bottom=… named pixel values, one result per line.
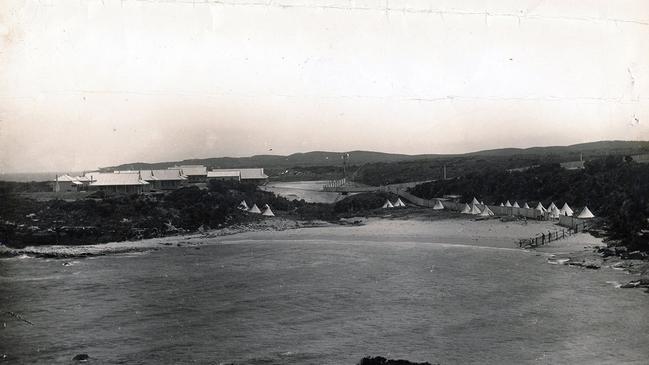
left=104, top=140, right=649, bottom=172
left=333, top=192, right=397, bottom=214
left=0, top=181, right=335, bottom=248
left=410, top=156, right=649, bottom=252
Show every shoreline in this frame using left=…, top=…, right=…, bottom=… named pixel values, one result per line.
left=530, top=230, right=649, bottom=292
left=0, top=217, right=335, bottom=259
left=3, top=211, right=647, bottom=293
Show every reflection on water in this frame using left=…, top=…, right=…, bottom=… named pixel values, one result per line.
left=2, top=221, right=648, bottom=364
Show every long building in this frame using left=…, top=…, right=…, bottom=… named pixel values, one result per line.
left=87, top=172, right=150, bottom=194
left=206, top=168, right=268, bottom=184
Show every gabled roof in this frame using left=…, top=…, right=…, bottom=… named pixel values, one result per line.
left=148, top=169, right=186, bottom=181
left=74, top=175, right=93, bottom=182
left=55, top=174, right=77, bottom=182
left=171, top=165, right=207, bottom=176
left=207, top=170, right=241, bottom=178
left=89, top=173, right=149, bottom=186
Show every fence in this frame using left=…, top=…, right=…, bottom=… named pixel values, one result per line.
left=518, top=222, right=590, bottom=248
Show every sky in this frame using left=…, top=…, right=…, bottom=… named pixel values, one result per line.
left=1, top=0, right=648, bottom=173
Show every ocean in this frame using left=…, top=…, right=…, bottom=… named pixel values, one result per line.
left=1, top=220, right=648, bottom=364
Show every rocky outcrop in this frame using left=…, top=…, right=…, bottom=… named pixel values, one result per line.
left=358, top=356, right=436, bottom=365
left=620, top=277, right=649, bottom=291
left=72, top=353, right=89, bottom=361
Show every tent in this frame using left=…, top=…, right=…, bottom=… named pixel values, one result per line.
left=479, top=206, right=495, bottom=216
left=432, top=200, right=444, bottom=210
left=548, top=202, right=557, bottom=211
left=523, top=202, right=530, bottom=209
left=560, top=203, right=574, bottom=217
left=460, top=204, right=472, bottom=214
left=394, top=198, right=406, bottom=207
left=261, top=206, right=275, bottom=217
left=549, top=206, right=560, bottom=219
left=382, top=200, right=394, bottom=209
left=499, top=202, right=504, bottom=207
left=577, top=206, right=595, bottom=219
left=535, top=202, right=546, bottom=212
left=471, top=197, right=480, bottom=205
left=505, top=200, right=512, bottom=207
left=248, top=204, right=261, bottom=214
left=512, top=201, right=520, bottom=208
left=470, top=204, right=481, bottom=215
left=237, top=200, right=249, bottom=210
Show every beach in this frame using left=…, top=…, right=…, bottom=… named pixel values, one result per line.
left=2, top=216, right=648, bottom=364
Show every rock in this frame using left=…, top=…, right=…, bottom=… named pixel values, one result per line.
left=72, top=353, right=89, bottom=361
left=614, top=246, right=628, bottom=256
left=358, top=356, right=434, bottom=365
left=598, top=247, right=616, bottom=258
left=624, top=251, right=648, bottom=260
left=620, top=281, right=641, bottom=289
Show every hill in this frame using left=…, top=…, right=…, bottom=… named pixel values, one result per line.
left=103, top=140, right=649, bottom=173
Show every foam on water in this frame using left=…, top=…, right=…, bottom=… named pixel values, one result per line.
left=2, top=220, right=648, bottom=364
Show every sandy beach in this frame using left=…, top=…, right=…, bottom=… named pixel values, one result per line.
left=3, top=213, right=648, bottom=364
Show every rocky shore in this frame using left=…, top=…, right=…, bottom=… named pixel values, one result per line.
left=535, top=233, right=649, bottom=293
left=0, top=217, right=334, bottom=260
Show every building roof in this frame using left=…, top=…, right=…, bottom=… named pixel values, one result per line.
left=74, top=175, right=93, bottom=182
left=151, top=169, right=186, bottom=181
left=238, top=168, right=268, bottom=180
left=121, top=169, right=186, bottom=181
left=207, top=170, right=241, bottom=178
left=89, top=173, right=150, bottom=186
left=171, top=165, right=207, bottom=176
left=55, top=174, right=77, bottom=182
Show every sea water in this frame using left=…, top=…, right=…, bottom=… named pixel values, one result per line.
left=1, top=221, right=648, bottom=364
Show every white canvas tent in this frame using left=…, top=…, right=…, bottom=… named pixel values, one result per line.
left=548, top=202, right=557, bottom=211
left=470, top=204, right=481, bottom=215
left=394, top=198, right=406, bottom=207
left=505, top=200, right=512, bottom=207
left=499, top=203, right=504, bottom=207
left=261, top=205, right=275, bottom=217
left=560, top=203, right=574, bottom=216
left=238, top=200, right=249, bottom=210
left=549, top=206, right=560, bottom=219
left=460, top=204, right=472, bottom=214
left=382, top=200, right=394, bottom=209
left=479, top=206, right=495, bottom=216
left=471, top=197, right=480, bottom=205
left=535, top=202, right=546, bottom=212
left=523, top=202, right=530, bottom=209
left=248, top=204, right=261, bottom=214
left=433, top=200, right=444, bottom=210
left=577, top=206, right=595, bottom=219
left=512, top=201, right=520, bottom=208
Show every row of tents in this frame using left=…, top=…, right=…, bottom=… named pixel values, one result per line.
left=464, top=197, right=595, bottom=219
left=459, top=203, right=495, bottom=217
left=382, top=198, right=407, bottom=209
left=237, top=200, right=275, bottom=216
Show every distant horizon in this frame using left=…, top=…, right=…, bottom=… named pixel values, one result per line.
left=2, top=139, right=648, bottom=175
